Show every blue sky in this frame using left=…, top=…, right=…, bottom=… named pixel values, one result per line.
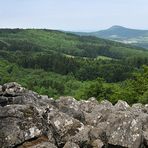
left=0, top=0, right=147, bottom=31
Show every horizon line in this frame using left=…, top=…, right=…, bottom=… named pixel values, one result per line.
left=0, top=25, right=148, bottom=32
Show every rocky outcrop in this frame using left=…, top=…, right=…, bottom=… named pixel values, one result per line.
left=0, top=82, right=148, bottom=148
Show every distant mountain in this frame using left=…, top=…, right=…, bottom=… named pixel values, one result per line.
left=73, top=26, right=148, bottom=49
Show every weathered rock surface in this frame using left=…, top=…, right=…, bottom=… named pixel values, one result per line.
left=0, top=82, right=148, bottom=148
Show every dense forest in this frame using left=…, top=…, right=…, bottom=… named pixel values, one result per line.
left=0, top=29, right=148, bottom=104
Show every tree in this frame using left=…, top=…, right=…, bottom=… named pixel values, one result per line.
left=75, top=78, right=105, bottom=100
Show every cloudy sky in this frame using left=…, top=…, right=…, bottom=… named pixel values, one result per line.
left=0, top=0, right=147, bottom=31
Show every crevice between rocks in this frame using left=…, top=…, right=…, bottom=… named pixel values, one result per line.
left=12, top=135, right=48, bottom=148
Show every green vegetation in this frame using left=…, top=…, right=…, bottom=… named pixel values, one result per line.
left=75, top=66, right=148, bottom=104
left=0, top=29, right=148, bottom=104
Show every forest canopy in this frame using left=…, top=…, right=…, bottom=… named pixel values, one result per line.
left=0, top=29, right=148, bottom=104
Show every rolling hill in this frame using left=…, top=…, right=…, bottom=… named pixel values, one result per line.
left=73, top=26, right=148, bottom=49
left=0, top=28, right=148, bottom=103
left=0, top=28, right=148, bottom=59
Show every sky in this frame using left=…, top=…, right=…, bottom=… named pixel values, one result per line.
left=0, top=0, right=148, bottom=31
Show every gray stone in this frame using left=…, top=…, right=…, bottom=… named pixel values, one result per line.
left=56, top=96, right=85, bottom=123
left=63, top=141, right=80, bottom=148
left=143, top=130, right=148, bottom=146
left=88, top=97, right=98, bottom=104
left=79, top=99, right=98, bottom=113
left=2, top=82, right=26, bottom=96
left=91, top=103, right=113, bottom=123
left=83, top=111, right=102, bottom=126
left=91, top=139, right=104, bottom=148
left=0, top=82, right=148, bottom=148
left=0, top=105, right=44, bottom=148
left=46, top=109, right=84, bottom=146
left=0, top=85, right=2, bottom=95
left=106, top=111, right=143, bottom=148
left=100, top=100, right=113, bottom=108
left=89, top=127, right=107, bottom=144
left=70, top=125, right=91, bottom=147
left=144, top=104, right=148, bottom=113
left=0, top=96, right=8, bottom=107
left=114, top=100, right=130, bottom=111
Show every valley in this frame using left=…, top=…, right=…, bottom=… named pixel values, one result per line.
left=0, top=29, right=148, bottom=104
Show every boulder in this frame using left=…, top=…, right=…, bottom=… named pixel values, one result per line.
left=83, top=111, right=102, bottom=126
left=114, top=100, right=130, bottom=111
left=90, top=101, right=113, bottom=123
left=70, top=125, right=92, bottom=147
left=0, top=82, right=148, bottom=148
left=100, top=100, right=113, bottom=108
left=2, top=82, right=26, bottom=97
left=106, top=111, right=143, bottom=148
left=79, top=99, right=99, bottom=113
left=0, top=105, right=44, bottom=148
left=56, top=97, right=85, bottom=123
left=46, top=108, right=84, bottom=146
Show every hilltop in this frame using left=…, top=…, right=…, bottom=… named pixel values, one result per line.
left=73, top=26, right=148, bottom=49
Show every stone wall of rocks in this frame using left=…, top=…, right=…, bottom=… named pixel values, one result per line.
left=0, top=82, right=148, bottom=148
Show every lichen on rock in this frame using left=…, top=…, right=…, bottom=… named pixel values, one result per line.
left=0, top=82, right=148, bottom=148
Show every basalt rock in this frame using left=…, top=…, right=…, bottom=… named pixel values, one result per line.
left=0, top=82, right=148, bottom=148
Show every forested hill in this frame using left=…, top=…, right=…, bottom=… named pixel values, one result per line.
left=0, top=28, right=147, bottom=59
left=0, top=28, right=148, bottom=104
left=71, top=26, right=148, bottom=49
